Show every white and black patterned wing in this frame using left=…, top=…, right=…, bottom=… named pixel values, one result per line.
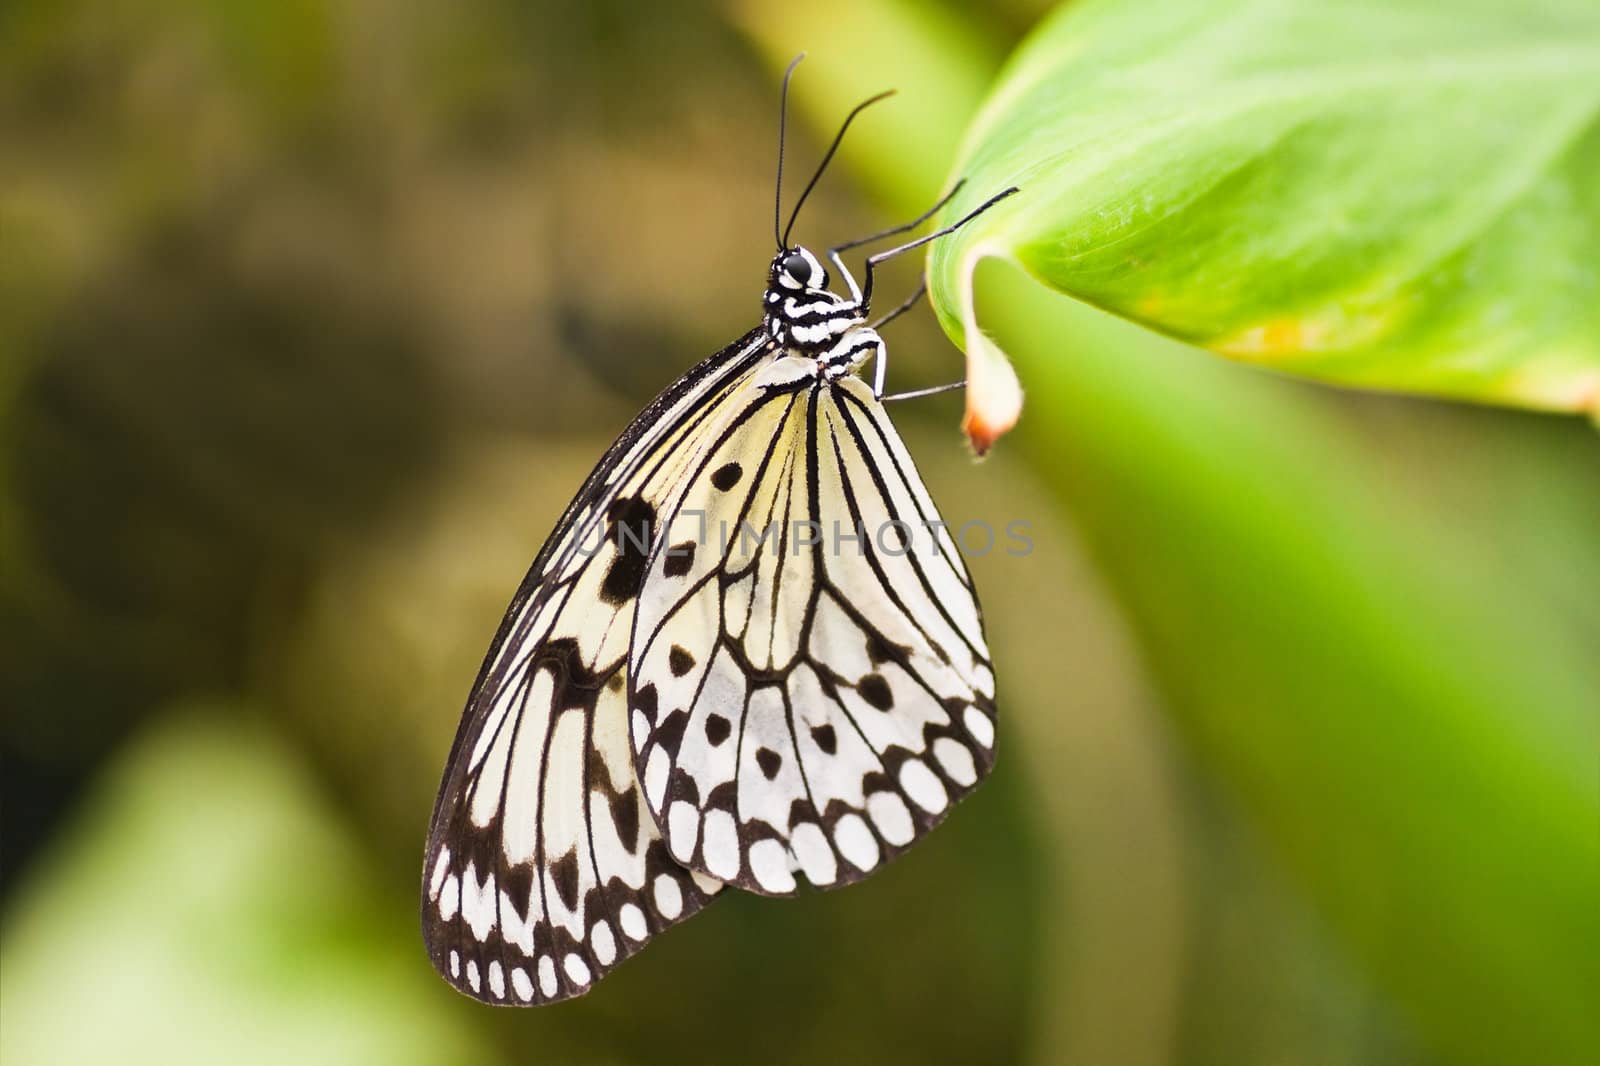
left=627, top=364, right=997, bottom=895
left=422, top=330, right=770, bottom=1004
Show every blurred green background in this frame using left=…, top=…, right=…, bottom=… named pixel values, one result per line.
left=2, top=2, right=1596, bottom=1065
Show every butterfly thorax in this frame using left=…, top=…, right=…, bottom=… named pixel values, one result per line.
left=762, top=245, right=882, bottom=384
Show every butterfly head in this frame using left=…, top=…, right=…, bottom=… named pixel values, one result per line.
left=770, top=247, right=828, bottom=293
left=763, top=246, right=865, bottom=352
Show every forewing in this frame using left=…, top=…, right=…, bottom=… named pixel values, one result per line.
left=422, top=330, right=769, bottom=1004
left=629, top=365, right=997, bottom=896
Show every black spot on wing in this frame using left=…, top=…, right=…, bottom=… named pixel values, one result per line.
left=585, top=726, right=633, bottom=797
left=551, top=849, right=581, bottom=912
left=667, top=768, right=702, bottom=806
left=501, top=862, right=536, bottom=921
left=663, top=541, right=697, bottom=578
left=865, top=632, right=904, bottom=666
left=456, top=811, right=501, bottom=884
left=861, top=769, right=894, bottom=795
left=704, top=780, right=736, bottom=812
left=711, top=461, right=743, bottom=491
left=858, top=673, right=894, bottom=710
left=755, top=747, right=782, bottom=780
left=612, top=789, right=641, bottom=854
left=810, top=723, right=837, bottom=754
left=601, top=496, right=656, bottom=605
left=787, top=798, right=818, bottom=828
left=668, top=645, right=695, bottom=677
left=705, top=714, right=731, bottom=746
left=539, top=638, right=607, bottom=711
left=655, top=710, right=690, bottom=758
left=634, top=683, right=658, bottom=723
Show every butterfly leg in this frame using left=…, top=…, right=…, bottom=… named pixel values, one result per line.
left=882, top=380, right=965, bottom=403
left=830, top=181, right=965, bottom=255
left=871, top=333, right=889, bottom=399
left=869, top=281, right=926, bottom=331
left=855, top=334, right=963, bottom=407
left=860, top=186, right=1020, bottom=310
left=828, top=249, right=865, bottom=304
left=827, top=183, right=965, bottom=311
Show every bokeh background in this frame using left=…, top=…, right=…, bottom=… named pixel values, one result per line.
left=3, top=3, right=1596, bottom=1065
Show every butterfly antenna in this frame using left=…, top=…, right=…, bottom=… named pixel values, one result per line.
left=774, top=54, right=806, bottom=250
left=781, top=87, right=896, bottom=249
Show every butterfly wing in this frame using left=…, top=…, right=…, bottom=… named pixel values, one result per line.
left=627, top=363, right=997, bottom=895
left=422, top=329, right=771, bottom=1004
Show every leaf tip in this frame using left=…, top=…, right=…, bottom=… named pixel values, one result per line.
left=950, top=243, right=1023, bottom=454
left=962, top=328, right=1022, bottom=456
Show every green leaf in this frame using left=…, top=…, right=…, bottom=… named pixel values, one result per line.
left=743, top=6, right=1600, bottom=1066
left=927, top=0, right=1600, bottom=441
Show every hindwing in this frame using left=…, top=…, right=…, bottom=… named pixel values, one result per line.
left=628, top=363, right=997, bottom=895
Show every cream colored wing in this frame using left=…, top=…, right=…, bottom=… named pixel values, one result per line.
left=628, top=362, right=996, bottom=896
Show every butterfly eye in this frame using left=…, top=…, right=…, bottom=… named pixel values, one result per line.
left=781, top=252, right=813, bottom=286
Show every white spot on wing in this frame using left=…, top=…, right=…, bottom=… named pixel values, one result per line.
left=645, top=747, right=669, bottom=808
left=592, top=920, right=618, bottom=966
left=620, top=903, right=648, bottom=941
left=466, top=959, right=481, bottom=993
left=834, top=812, right=880, bottom=872
left=867, top=791, right=915, bottom=845
left=667, top=801, right=700, bottom=864
left=512, top=966, right=534, bottom=1002
left=429, top=846, right=451, bottom=900
left=499, top=890, right=533, bottom=954
left=898, top=759, right=949, bottom=814
left=439, top=874, right=461, bottom=921
left=701, top=809, right=741, bottom=880
left=790, top=822, right=838, bottom=885
left=461, top=862, right=497, bottom=941
left=448, top=949, right=460, bottom=978
left=933, top=737, right=977, bottom=786
left=564, top=953, right=592, bottom=986
left=488, top=960, right=506, bottom=999
left=963, top=705, right=995, bottom=748
left=653, top=873, right=684, bottom=919
left=749, top=838, right=796, bottom=892
left=538, top=956, right=558, bottom=997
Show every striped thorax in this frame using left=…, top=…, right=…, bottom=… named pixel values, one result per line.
left=763, top=245, right=884, bottom=384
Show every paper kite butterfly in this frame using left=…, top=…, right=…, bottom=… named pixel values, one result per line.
left=422, top=56, right=1016, bottom=1005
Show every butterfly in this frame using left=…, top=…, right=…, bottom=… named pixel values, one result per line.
left=421, top=56, right=1016, bottom=1005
